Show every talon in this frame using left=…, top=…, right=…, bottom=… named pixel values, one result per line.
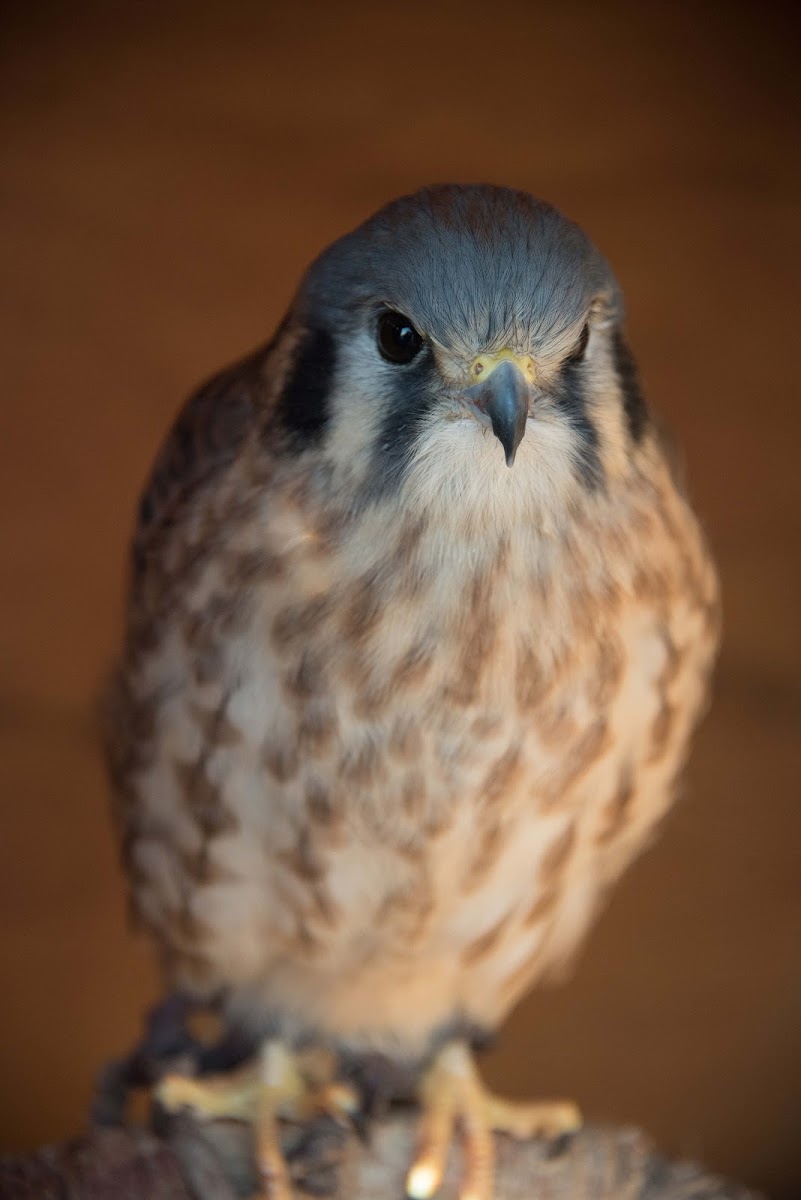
left=483, top=1096, right=581, bottom=1139
left=409, top=1039, right=582, bottom=1200
left=156, top=1038, right=357, bottom=1199
left=460, top=1104, right=493, bottom=1200
left=257, top=1111, right=293, bottom=1200
left=406, top=1074, right=454, bottom=1197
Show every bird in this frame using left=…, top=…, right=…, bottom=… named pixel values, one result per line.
left=103, top=183, right=720, bottom=1200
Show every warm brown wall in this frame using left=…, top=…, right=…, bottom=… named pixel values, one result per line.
left=1, top=2, right=799, bottom=1196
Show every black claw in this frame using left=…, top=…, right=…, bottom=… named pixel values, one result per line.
left=286, top=1114, right=349, bottom=1166
left=350, top=1108, right=372, bottom=1146
left=287, top=1115, right=351, bottom=1198
left=544, top=1130, right=576, bottom=1159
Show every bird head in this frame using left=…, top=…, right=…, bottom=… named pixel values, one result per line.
left=271, top=185, right=646, bottom=523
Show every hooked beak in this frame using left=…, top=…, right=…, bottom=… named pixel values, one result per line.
left=461, top=350, right=536, bottom=467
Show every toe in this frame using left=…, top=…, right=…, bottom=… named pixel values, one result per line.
left=256, top=1106, right=294, bottom=1200
left=460, top=1107, right=494, bottom=1200
left=484, top=1096, right=581, bottom=1139
left=406, top=1101, right=453, bottom=1199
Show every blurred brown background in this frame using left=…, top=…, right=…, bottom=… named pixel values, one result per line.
left=1, top=1, right=799, bottom=1195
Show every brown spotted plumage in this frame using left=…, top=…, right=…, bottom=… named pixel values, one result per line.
left=104, top=185, right=719, bottom=1198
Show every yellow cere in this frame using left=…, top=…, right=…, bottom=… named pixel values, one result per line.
left=469, top=348, right=537, bottom=384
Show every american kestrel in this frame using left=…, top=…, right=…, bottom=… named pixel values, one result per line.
left=104, top=185, right=720, bottom=1199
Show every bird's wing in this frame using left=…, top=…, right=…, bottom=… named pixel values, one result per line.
left=131, top=341, right=273, bottom=581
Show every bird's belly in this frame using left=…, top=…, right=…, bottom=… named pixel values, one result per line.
left=167, top=608, right=700, bottom=1056
left=126, top=510, right=716, bottom=1058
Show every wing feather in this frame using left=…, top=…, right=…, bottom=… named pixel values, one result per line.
left=131, top=342, right=272, bottom=579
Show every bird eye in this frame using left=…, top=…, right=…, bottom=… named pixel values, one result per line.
left=377, top=310, right=423, bottom=364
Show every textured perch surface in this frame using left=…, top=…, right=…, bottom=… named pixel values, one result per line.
left=0, top=1115, right=763, bottom=1200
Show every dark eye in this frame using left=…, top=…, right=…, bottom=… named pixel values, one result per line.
left=377, top=310, right=423, bottom=364
left=564, top=322, right=590, bottom=366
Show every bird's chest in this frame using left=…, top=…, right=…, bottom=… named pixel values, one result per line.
left=237, top=544, right=677, bottom=1044
left=256, top=532, right=636, bottom=928
left=133, top=485, right=714, bottom=1050
left=268, top=537, right=554, bottom=828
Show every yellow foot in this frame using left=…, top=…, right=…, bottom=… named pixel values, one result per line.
left=156, top=1040, right=358, bottom=1200
left=406, top=1041, right=581, bottom=1200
